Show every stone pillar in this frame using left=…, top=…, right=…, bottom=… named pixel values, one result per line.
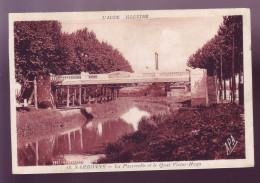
left=83, top=87, right=87, bottom=103
left=110, top=88, right=112, bottom=100
left=108, top=88, right=111, bottom=101
left=190, top=69, right=208, bottom=106
left=54, top=88, right=58, bottom=104
left=100, top=86, right=103, bottom=103
left=72, top=89, right=75, bottom=106
left=66, top=86, right=70, bottom=107
left=95, top=88, right=98, bottom=104
left=74, top=88, right=77, bottom=105
left=111, top=88, right=114, bottom=100
left=115, top=88, right=118, bottom=100
left=104, top=87, right=107, bottom=102
left=61, top=87, right=63, bottom=104
left=117, top=89, right=119, bottom=98
left=79, top=86, right=82, bottom=105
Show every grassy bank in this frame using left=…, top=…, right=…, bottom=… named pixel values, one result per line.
left=97, top=103, right=245, bottom=163
left=83, top=96, right=185, bottom=119
left=17, top=108, right=86, bottom=146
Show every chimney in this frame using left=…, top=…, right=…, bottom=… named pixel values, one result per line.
left=155, top=52, right=158, bottom=70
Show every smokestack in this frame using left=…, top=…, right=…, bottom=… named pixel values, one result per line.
left=155, top=52, right=158, bottom=70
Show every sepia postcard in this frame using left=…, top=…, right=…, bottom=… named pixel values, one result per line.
left=9, top=9, right=254, bottom=174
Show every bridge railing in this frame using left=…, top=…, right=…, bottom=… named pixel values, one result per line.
left=131, top=72, right=189, bottom=79
left=51, top=74, right=81, bottom=81
left=50, top=71, right=190, bottom=81
left=158, top=72, right=189, bottom=78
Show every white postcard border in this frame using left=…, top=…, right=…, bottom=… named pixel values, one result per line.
left=9, top=8, right=254, bottom=174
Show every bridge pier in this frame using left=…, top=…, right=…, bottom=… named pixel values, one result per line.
left=105, top=87, right=108, bottom=102
left=116, top=89, right=119, bottom=100
left=95, top=88, right=98, bottom=104
left=61, top=87, right=64, bottom=104
left=75, top=88, right=77, bottom=105
left=109, top=88, right=112, bottom=101
left=83, top=87, right=87, bottom=103
left=114, top=89, right=117, bottom=100
left=111, top=88, right=114, bottom=100
left=66, top=86, right=70, bottom=107
left=100, top=86, right=103, bottom=103
left=106, top=87, right=109, bottom=101
left=106, top=87, right=109, bottom=102
left=79, top=85, right=82, bottom=105
left=54, top=88, right=58, bottom=104
left=72, top=90, right=75, bottom=106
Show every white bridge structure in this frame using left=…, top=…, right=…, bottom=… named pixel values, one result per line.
left=43, top=69, right=208, bottom=108
left=50, top=71, right=190, bottom=85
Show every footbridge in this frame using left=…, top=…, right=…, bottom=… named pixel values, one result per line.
left=25, top=69, right=209, bottom=109
left=50, top=71, right=190, bottom=85
left=47, top=71, right=191, bottom=107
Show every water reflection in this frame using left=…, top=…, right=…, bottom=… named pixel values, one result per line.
left=121, top=107, right=150, bottom=131
left=18, top=107, right=150, bottom=166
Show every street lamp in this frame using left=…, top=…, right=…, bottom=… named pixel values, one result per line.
left=81, top=53, right=88, bottom=72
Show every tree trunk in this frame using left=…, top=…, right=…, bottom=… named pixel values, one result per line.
left=34, top=78, right=38, bottom=109
left=224, top=79, right=226, bottom=100
left=218, top=76, right=222, bottom=101
left=220, top=53, right=223, bottom=103
left=229, top=79, right=232, bottom=103
left=238, top=56, right=244, bottom=105
left=232, top=34, right=236, bottom=103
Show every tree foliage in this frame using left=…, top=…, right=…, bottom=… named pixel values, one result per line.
left=14, top=21, right=133, bottom=83
left=14, top=21, right=63, bottom=83
left=187, top=15, right=243, bottom=80
left=70, top=28, right=133, bottom=74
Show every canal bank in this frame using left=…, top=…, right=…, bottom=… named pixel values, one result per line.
left=16, top=96, right=184, bottom=165
left=97, top=103, right=245, bottom=163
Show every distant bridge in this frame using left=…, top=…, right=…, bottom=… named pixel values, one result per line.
left=50, top=71, right=190, bottom=85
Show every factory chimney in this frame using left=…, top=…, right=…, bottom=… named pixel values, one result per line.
left=155, top=52, right=159, bottom=70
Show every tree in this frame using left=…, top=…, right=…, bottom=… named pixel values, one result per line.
left=58, top=32, right=80, bottom=74
left=71, top=28, right=133, bottom=74
left=187, top=15, right=243, bottom=104
left=14, top=21, right=133, bottom=84
left=218, top=16, right=243, bottom=104
left=14, top=21, right=64, bottom=83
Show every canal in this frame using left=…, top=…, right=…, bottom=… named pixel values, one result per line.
left=17, top=97, right=181, bottom=166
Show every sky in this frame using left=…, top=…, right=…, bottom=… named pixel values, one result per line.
left=61, top=16, right=223, bottom=73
